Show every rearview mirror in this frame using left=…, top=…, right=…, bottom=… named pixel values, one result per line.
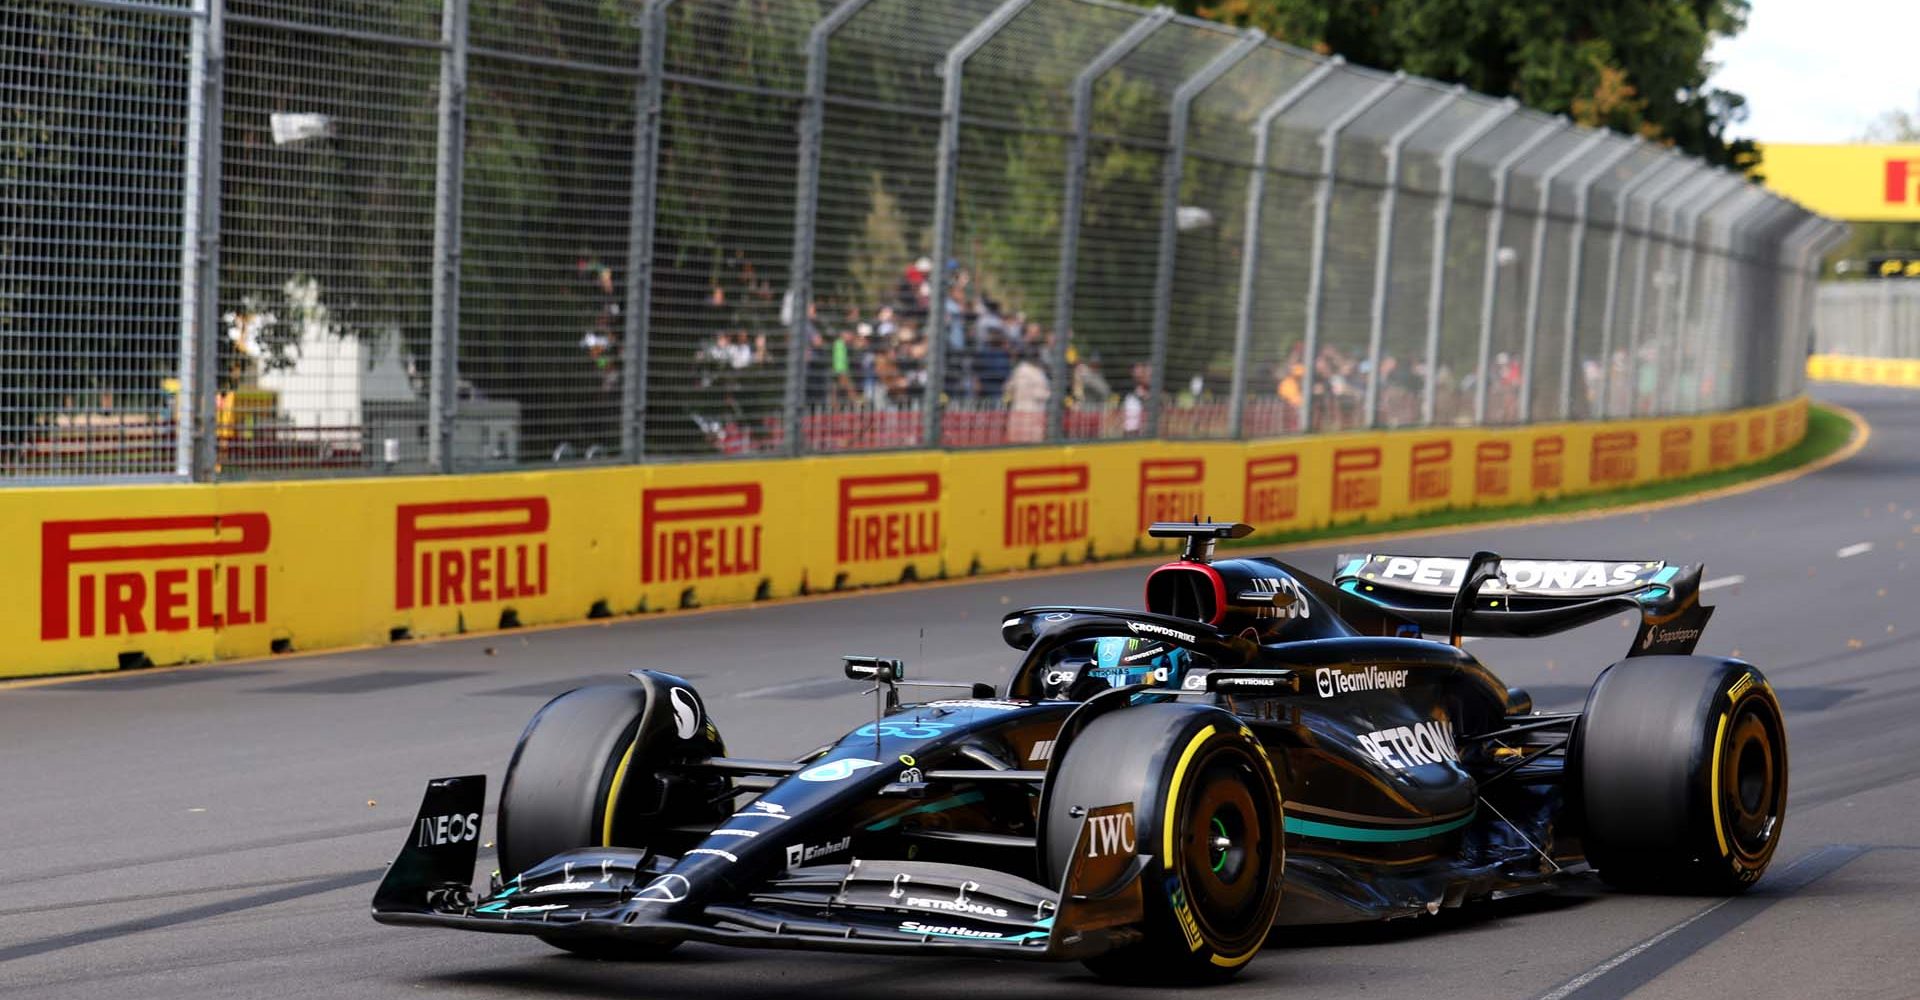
left=843, top=655, right=904, bottom=683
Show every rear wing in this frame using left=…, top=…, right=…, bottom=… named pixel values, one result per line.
left=1332, top=552, right=1712, bottom=656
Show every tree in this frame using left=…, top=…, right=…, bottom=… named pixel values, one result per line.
left=1150, top=0, right=1757, bottom=170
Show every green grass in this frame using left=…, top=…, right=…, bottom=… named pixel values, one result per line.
left=1222, top=404, right=1858, bottom=552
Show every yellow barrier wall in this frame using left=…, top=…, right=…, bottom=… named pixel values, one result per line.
left=1808, top=353, right=1920, bottom=388
left=0, top=398, right=1808, bottom=678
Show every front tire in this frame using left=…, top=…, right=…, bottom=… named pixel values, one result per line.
left=1042, top=704, right=1284, bottom=984
left=1576, top=656, right=1788, bottom=893
left=497, top=675, right=722, bottom=960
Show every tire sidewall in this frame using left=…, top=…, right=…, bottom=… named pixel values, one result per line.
left=497, top=674, right=722, bottom=879
left=1577, top=656, right=1788, bottom=890
left=1043, top=703, right=1284, bottom=977
left=1692, top=668, right=1788, bottom=885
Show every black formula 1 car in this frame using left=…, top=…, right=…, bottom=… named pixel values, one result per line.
left=372, top=520, right=1788, bottom=984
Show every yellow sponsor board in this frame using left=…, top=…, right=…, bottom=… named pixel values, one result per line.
left=1759, top=143, right=1920, bottom=222
left=0, top=399, right=1808, bottom=678
left=1808, top=353, right=1920, bottom=387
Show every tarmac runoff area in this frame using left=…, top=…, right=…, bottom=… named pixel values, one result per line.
left=0, top=382, right=1915, bottom=1000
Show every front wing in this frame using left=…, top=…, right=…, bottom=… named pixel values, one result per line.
left=370, top=775, right=1147, bottom=961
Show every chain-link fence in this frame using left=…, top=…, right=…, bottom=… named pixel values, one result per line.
left=1815, top=281, right=1920, bottom=360
left=2, top=0, right=1847, bottom=483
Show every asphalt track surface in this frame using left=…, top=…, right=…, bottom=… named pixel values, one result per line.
left=4, top=383, right=1918, bottom=1000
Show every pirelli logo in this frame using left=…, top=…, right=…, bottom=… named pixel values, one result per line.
left=41, top=514, right=271, bottom=641
left=1658, top=428, right=1693, bottom=478
left=1004, top=465, right=1089, bottom=547
left=1709, top=420, right=1738, bottom=467
left=1475, top=441, right=1511, bottom=498
left=1774, top=407, right=1797, bottom=449
left=838, top=473, right=939, bottom=564
left=1331, top=447, right=1382, bottom=514
left=1408, top=441, right=1452, bottom=503
left=641, top=484, right=763, bottom=585
left=1138, top=458, right=1204, bottom=531
left=1532, top=435, right=1564, bottom=491
left=395, top=498, right=549, bottom=610
left=1748, top=415, right=1769, bottom=458
left=1244, top=454, right=1299, bottom=524
left=1590, top=431, right=1638, bottom=486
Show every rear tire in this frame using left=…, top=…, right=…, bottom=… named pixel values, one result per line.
left=1576, top=656, right=1788, bottom=893
left=498, top=676, right=721, bottom=960
left=1042, top=704, right=1284, bottom=984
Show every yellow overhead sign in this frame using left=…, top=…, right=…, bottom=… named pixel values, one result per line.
left=1759, top=143, right=1920, bottom=221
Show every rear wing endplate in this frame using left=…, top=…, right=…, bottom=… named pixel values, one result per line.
left=1333, top=552, right=1712, bottom=657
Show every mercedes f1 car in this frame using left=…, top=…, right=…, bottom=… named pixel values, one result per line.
left=372, top=520, right=1788, bottom=983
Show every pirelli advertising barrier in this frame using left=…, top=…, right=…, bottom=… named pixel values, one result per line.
left=1807, top=353, right=1920, bottom=388
left=2, top=398, right=1807, bottom=678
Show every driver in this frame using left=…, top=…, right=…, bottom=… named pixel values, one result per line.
left=1042, top=636, right=1189, bottom=700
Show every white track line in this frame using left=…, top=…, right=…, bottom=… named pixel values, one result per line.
left=1699, top=574, right=1745, bottom=592
left=1534, top=898, right=1736, bottom=1000
left=1837, top=542, right=1874, bottom=559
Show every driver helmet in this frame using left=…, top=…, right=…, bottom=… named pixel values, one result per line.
left=1087, top=636, right=1186, bottom=689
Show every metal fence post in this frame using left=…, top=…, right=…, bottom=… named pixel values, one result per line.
left=1363, top=85, right=1459, bottom=427
left=1618, top=163, right=1698, bottom=416
left=1516, top=128, right=1605, bottom=423
left=1294, top=72, right=1402, bottom=433
left=1229, top=59, right=1346, bottom=439
left=1703, top=190, right=1773, bottom=409
left=785, top=0, right=877, bottom=456
left=1627, top=165, right=1709, bottom=416
left=427, top=0, right=469, bottom=472
left=1049, top=6, right=1171, bottom=443
left=1809, top=222, right=1848, bottom=380
left=1596, top=156, right=1682, bottom=416
left=1809, top=223, right=1848, bottom=390
left=1662, top=175, right=1743, bottom=413
left=1148, top=30, right=1263, bottom=438
left=1471, top=117, right=1561, bottom=424
left=1879, top=264, right=1895, bottom=356
left=177, top=0, right=223, bottom=482
left=1555, top=137, right=1639, bottom=420
left=925, top=0, right=1033, bottom=450
left=1771, top=215, right=1827, bottom=403
left=1419, top=99, right=1515, bottom=426
left=622, top=0, right=674, bottom=462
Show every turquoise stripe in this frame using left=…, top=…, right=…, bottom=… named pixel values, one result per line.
left=1283, top=809, right=1475, bottom=843
left=1341, top=558, right=1366, bottom=578
left=1652, top=566, right=1678, bottom=584
left=865, top=791, right=987, bottom=832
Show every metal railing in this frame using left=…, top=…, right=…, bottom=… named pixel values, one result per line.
left=1, top=0, right=1846, bottom=483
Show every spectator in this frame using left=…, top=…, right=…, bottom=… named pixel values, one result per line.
left=1122, top=362, right=1152, bottom=436
left=805, top=327, right=832, bottom=403
left=944, top=267, right=970, bottom=353
left=1005, top=347, right=1049, bottom=443
left=1276, top=346, right=1305, bottom=430
left=832, top=328, right=859, bottom=406
left=974, top=330, right=1011, bottom=402
left=1073, top=349, right=1111, bottom=406
left=895, top=257, right=933, bottom=319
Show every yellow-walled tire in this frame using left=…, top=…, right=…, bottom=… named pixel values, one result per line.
left=1042, top=704, right=1284, bottom=984
left=1576, top=656, right=1788, bottom=893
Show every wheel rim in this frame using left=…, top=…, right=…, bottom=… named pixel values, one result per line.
left=1174, top=744, right=1279, bottom=952
left=1718, top=697, right=1784, bottom=860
